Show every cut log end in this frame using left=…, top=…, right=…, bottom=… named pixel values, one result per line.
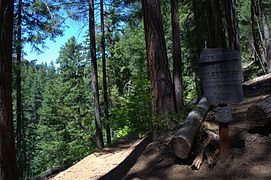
left=171, top=137, right=190, bottom=159
left=171, top=97, right=209, bottom=159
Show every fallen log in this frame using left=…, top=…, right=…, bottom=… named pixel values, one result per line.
left=243, top=73, right=271, bottom=86
left=243, top=73, right=271, bottom=97
left=171, top=97, right=209, bottom=159
left=247, top=95, right=271, bottom=124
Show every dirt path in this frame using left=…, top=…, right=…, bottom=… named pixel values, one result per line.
left=51, top=95, right=271, bottom=180
left=51, top=136, right=152, bottom=180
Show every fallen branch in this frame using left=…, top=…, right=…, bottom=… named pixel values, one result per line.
left=243, top=73, right=271, bottom=96
left=243, top=73, right=271, bottom=86
left=171, top=97, right=209, bottom=159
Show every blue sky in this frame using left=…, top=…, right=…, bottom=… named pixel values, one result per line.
left=24, top=20, right=87, bottom=64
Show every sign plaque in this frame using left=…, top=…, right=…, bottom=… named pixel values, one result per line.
left=215, top=106, right=233, bottom=123
left=199, top=48, right=243, bottom=105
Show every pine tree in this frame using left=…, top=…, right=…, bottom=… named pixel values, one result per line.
left=34, top=37, right=95, bottom=175
left=100, top=0, right=111, bottom=145
left=89, top=0, right=104, bottom=149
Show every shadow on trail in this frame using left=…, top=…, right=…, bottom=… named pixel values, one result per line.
left=99, top=135, right=152, bottom=180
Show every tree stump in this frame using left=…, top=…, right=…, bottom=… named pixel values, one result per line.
left=247, top=95, right=271, bottom=125
left=171, top=97, right=209, bottom=159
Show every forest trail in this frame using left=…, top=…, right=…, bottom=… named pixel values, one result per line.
left=50, top=135, right=152, bottom=180
left=51, top=94, right=271, bottom=180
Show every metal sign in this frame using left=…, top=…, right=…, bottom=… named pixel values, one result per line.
left=215, top=106, right=233, bottom=123
left=199, top=48, right=243, bottom=105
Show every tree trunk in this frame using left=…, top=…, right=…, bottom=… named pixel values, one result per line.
left=15, top=0, right=24, bottom=178
left=0, top=0, right=18, bottom=179
left=171, top=0, right=184, bottom=112
left=207, top=0, right=226, bottom=48
left=100, top=0, right=111, bottom=145
left=261, top=3, right=271, bottom=73
left=192, top=0, right=206, bottom=55
left=142, top=0, right=176, bottom=116
left=171, top=97, right=209, bottom=159
left=251, top=0, right=266, bottom=72
left=224, top=0, right=240, bottom=51
left=89, top=0, right=104, bottom=149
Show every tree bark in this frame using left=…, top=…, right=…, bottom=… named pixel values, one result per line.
left=207, top=0, right=226, bottom=48
left=251, top=0, right=266, bottom=71
left=171, top=97, right=209, bottom=159
left=89, top=0, right=104, bottom=149
left=15, top=0, right=25, bottom=178
left=192, top=0, right=206, bottom=55
left=142, top=0, right=176, bottom=115
left=0, top=0, right=18, bottom=179
left=224, top=0, right=240, bottom=51
left=100, top=0, right=111, bottom=145
left=261, top=2, right=271, bottom=73
left=171, top=0, right=184, bottom=112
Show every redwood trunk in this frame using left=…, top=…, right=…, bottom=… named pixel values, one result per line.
left=142, top=0, right=176, bottom=115
left=224, top=0, right=240, bottom=51
left=192, top=0, right=206, bottom=55
left=89, top=0, right=104, bottom=149
left=251, top=0, right=264, bottom=70
left=100, top=0, right=111, bottom=145
left=171, top=0, right=184, bottom=111
left=15, top=0, right=24, bottom=178
left=0, top=0, right=18, bottom=179
left=207, top=0, right=226, bottom=48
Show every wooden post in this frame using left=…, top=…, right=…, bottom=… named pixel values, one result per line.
left=219, top=122, right=230, bottom=161
left=216, top=104, right=231, bottom=161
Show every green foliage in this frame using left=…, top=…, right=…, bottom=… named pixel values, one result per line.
left=14, top=0, right=65, bottom=53
left=14, top=0, right=271, bottom=178
left=30, top=37, right=96, bottom=175
left=110, top=79, right=151, bottom=136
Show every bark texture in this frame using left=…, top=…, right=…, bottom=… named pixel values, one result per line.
left=224, top=0, right=240, bottom=51
left=100, top=0, right=111, bottom=145
left=142, top=0, right=176, bottom=115
left=0, top=0, right=18, bottom=179
left=171, top=0, right=184, bottom=112
left=207, top=0, right=226, bottom=48
left=171, top=97, right=209, bottom=159
left=15, top=0, right=25, bottom=178
left=89, top=0, right=104, bottom=149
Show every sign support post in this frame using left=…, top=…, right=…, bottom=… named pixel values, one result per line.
left=219, top=122, right=230, bottom=160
